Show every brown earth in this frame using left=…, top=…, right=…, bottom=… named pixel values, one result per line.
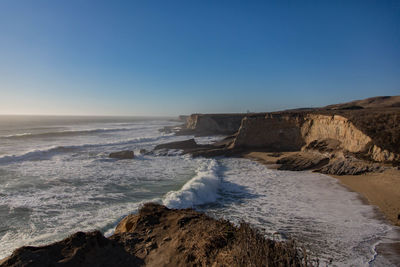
left=1, top=203, right=311, bottom=267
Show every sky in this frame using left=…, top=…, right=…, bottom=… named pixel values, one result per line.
left=0, top=1, right=399, bottom=116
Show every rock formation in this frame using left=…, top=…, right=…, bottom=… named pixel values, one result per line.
left=230, top=110, right=399, bottom=165
left=170, top=96, right=399, bottom=174
left=154, top=139, right=199, bottom=150
left=109, top=150, right=135, bottom=159
left=1, top=203, right=308, bottom=267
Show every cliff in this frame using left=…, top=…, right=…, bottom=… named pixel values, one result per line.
left=1, top=203, right=308, bottom=267
left=232, top=113, right=372, bottom=152
left=231, top=108, right=400, bottom=164
left=178, top=113, right=247, bottom=136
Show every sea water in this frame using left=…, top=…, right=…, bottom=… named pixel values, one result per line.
left=0, top=115, right=398, bottom=266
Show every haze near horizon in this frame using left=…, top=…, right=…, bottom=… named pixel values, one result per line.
left=0, top=0, right=399, bottom=116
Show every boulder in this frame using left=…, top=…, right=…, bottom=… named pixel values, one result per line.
left=109, top=150, right=134, bottom=159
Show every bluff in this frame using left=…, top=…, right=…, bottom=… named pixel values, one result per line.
left=170, top=96, right=399, bottom=166
left=223, top=97, right=400, bottom=164
left=230, top=108, right=400, bottom=163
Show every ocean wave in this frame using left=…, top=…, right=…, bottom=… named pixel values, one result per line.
left=163, top=159, right=221, bottom=209
left=0, top=128, right=134, bottom=140
left=0, top=135, right=172, bottom=164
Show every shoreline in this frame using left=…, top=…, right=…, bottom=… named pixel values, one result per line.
left=332, top=169, right=400, bottom=226
left=244, top=151, right=400, bottom=265
left=243, top=151, right=400, bottom=226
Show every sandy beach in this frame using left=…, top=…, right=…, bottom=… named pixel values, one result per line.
left=245, top=151, right=400, bottom=226
left=333, top=169, right=400, bottom=226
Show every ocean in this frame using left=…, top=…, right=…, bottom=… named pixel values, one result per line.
left=0, top=115, right=397, bottom=266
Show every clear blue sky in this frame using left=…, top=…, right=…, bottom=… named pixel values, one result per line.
left=0, top=0, right=399, bottom=116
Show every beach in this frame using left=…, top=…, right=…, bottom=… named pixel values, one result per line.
left=245, top=151, right=400, bottom=226
left=333, top=169, right=400, bottom=226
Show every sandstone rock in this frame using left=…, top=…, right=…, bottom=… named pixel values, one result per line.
left=277, top=152, right=330, bottom=171
left=109, top=150, right=134, bottom=159
left=316, top=157, right=382, bottom=175
left=304, top=139, right=342, bottom=153
left=231, top=114, right=305, bottom=151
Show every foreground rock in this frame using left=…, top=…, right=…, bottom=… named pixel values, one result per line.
left=109, top=150, right=135, bottom=159
left=0, top=231, right=143, bottom=267
left=1, top=203, right=309, bottom=267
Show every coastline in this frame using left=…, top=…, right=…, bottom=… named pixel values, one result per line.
left=244, top=151, right=400, bottom=226
left=244, top=151, right=400, bottom=265
left=332, top=169, right=400, bottom=226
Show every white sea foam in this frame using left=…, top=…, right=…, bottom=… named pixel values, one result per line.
left=197, top=158, right=397, bottom=266
left=0, top=118, right=398, bottom=266
left=0, top=135, right=174, bottom=164
left=163, top=158, right=221, bottom=209
left=0, top=127, right=133, bottom=139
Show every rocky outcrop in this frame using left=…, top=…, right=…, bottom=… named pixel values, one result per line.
left=277, top=152, right=330, bottom=171
left=109, top=150, right=135, bottom=159
left=1, top=203, right=308, bottom=267
left=274, top=152, right=383, bottom=175
left=316, top=157, right=383, bottom=175
left=178, top=114, right=247, bottom=136
left=0, top=231, right=143, bottom=267
left=153, top=139, right=231, bottom=157
left=368, top=145, right=400, bottom=163
left=154, top=139, right=199, bottom=150
left=301, top=114, right=372, bottom=153
left=231, top=112, right=399, bottom=164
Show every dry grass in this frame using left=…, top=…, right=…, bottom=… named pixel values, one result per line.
left=230, top=222, right=315, bottom=266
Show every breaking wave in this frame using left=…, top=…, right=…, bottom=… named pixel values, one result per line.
left=0, top=135, right=172, bottom=164
left=0, top=128, right=134, bottom=139
left=163, top=158, right=221, bottom=209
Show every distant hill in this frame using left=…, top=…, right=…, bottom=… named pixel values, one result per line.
left=325, top=96, right=400, bottom=110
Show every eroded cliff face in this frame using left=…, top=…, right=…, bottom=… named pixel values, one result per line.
left=230, top=114, right=305, bottom=151
left=231, top=113, right=399, bottom=162
left=301, top=114, right=372, bottom=153
left=185, top=114, right=246, bottom=135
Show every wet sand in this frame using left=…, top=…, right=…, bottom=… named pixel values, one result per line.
left=245, top=151, right=400, bottom=226
left=332, top=169, right=400, bottom=226
left=245, top=151, right=400, bottom=265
